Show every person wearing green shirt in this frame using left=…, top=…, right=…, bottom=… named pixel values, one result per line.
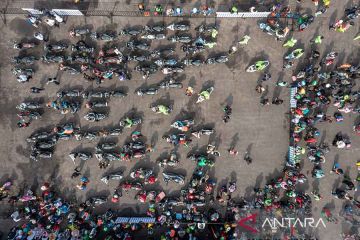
left=230, top=5, right=238, bottom=14
left=283, top=37, right=297, bottom=47
left=239, top=35, right=251, bottom=45
left=311, top=35, right=324, bottom=44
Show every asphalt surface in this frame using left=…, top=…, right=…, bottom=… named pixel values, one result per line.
left=0, top=0, right=359, bottom=239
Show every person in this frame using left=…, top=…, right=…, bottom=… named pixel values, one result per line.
left=154, top=5, right=163, bottom=15
left=239, top=35, right=251, bottom=45
left=47, top=77, right=60, bottom=85
left=330, top=162, right=344, bottom=175
left=30, top=87, right=44, bottom=93
left=17, top=121, right=30, bottom=128
left=311, top=190, right=322, bottom=201
left=262, top=73, right=271, bottom=81
left=228, top=148, right=238, bottom=156
left=311, top=35, right=324, bottom=44
left=138, top=3, right=145, bottom=12
left=260, top=98, right=270, bottom=106
left=276, top=81, right=288, bottom=87
left=272, top=97, right=284, bottom=105
left=77, top=176, right=89, bottom=190
left=230, top=5, right=238, bottom=14
left=283, top=37, right=297, bottom=47
left=255, top=84, right=265, bottom=93
left=185, top=86, right=194, bottom=96
left=255, top=61, right=268, bottom=71
left=244, top=151, right=252, bottom=164
left=71, top=167, right=81, bottom=178
left=354, top=33, right=360, bottom=41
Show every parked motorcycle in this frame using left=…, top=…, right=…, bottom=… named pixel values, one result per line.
left=167, top=23, right=190, bottom=31
left=90, top=32, right=117, bottom=41
left=154, top=59, right=178, bottom=67
left=16, top=102, right=41, bottom=110
left=44, top=43, right=68, bottom=52
left=171, top=120, right=194, bottom=131
left=130, top=168, right=153, bottom=179
left=141, top=33, right=166, bottom=40
left=128, top=53, right=149, bottom=62
left=126, top=40, right=150, bottom=51
left=69, top=28, right=90, bottom=37
left=163, top=172, right=185, bottom=185
left=136, top=87, right=159, bottom=96
left=144, top=25, right=165, bottom=32
left=157, top=153, right=179, bottom=168
left=168, top=35, right=192, bottom=43
left=84, top=112, right=107, bottom=122
left=56, top=89, right=82, bottom=98
left=119, top=117, right=142, bottom=128
left=82, top=91, right=112, bottom=99
left=182, top=44, right=205, bottom=55
left=42, top=54, right=65, bottom=63
left=120, top=181, right=143, bottom=192
left=12, top=56, right=37, bottom=65
left=193, top=129, right=214, bottom=139
left=150, top=48, right=175, bottom=58
left=12, top=68, right=33, bottom=83
left=96, top=142, right=117, bottom=151
left=71, top=41, right=94, bottom=53
left=161, top=66, right=184, bottom=75
left=69, top=152, right=92, bottom=164
left=17, top=111, right=42, bottom=120
left=183, top=58, right=203, bottom=66
left=30, top=149, right=52, bottom=161
left=158, top=78, right=183, bottom=89
left=85, top=101, right=108, bottom=109
left=101, top=172, right=123, bottom=184
left=13, top=42, right=36, bottom=50
left=27, top=131, right=52, bottom=143
left=205, top=55, right=229, bottom=64
left=246, top=60, right=270, bottom=72
left=151, top=104, right=172, bottom=115
left=119, top=28, right=143, bottom=36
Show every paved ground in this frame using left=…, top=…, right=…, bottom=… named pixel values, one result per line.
left=0, top=0, right=359, bottom=239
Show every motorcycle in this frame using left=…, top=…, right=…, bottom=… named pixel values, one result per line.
left=59, top=64, right=81, bottom=75
left=66, top=54, right=92, bottom=64
left=96, top=142, right=117, bottom=151
left=136, top=87, right=159, bottom=96
left=321, top=52, right=338, bottom=66
left=12, top=68, right=33, bottom=83
left=101, top=172, right=123, bottom=184
left=183, top=58, right=203, bottom=66
left=157, top=152, right=179, bottom=168
left=135, top=65, right=158, bottom=79
left=167, top=23, right=190, bottom=31
left=191, top=128, right=214, bottom=138
left=84, top=112, right=107, bottom=122
left=69, top=28, right=90, bottom=37
left=171, top=120, right=194, bottom=131
left=150, top=48, right=175, bottom=58
left=16, top=102, right=41, bottom=110
left=284, top=48, right=304, bottom=60
left=42, top=54, right=65, bottom=63
left=111, top=90, right=127, bottom=98
left=13, top=42, right=36, bottom=50
left=69, top=152, right=92, bottom=164
left=98, top=47, right=122, bottom=57
left=17, top=111, right=42, bottom=120
left=85, top=101, right=108, bottom=109
left=197, top=87, right=214, bottom=103
left=12, top=56, right=37, bottom=65
left=74, top=131, right=98, bottom=141
left=90, top=32, right=117, bottom=41
left=168, top=35, right=192, bottom=43
left=128, top=53, right=149, bottom=62
left=119, top=28, right=143, bottom=36
left=126, top=40, right=150, bottom=51
left=141, top=33, right=166, bottom=40
left=119, top=117, right=142, bottom=128
left=163, top=134, right=192, bottom=146
left=130, top=168, right=153, bottom=179
left=151, top=104, right=172, bottom=115
left=27, top=131, right=52, bottom=143
left=246, top=60, right=270, bottom=72
left=154, top=59, right=178, bottom=67
left=196, top=24, right=217, bottom=33
left=120, top=181, right=143, bottom=192
left=87, top=196, right=107, bottom=206
left=163, top=172, right=185, bottom=185
left=182, top=44, right=205, bottom=55
left=82, top=91, right=112, bottom=99
left=71, top=41, right=94, bottom=53
left=56, top=89, right=82, bottom=98
left=144, top=25, right=165, bottom=32
left=298, top=14, right=314, bottom=31
left=96, top=55, right=123, bottom=65
left=205, top=55, right=229, bottom=64
left=207, top=144, right=220, bottom=157
left=30, top=149, right=52, bottom=161
left=158, top=78, right=183, bottom=89
left=44, top=43, right=68, bottom=52
left=187, top=154, right=215, bottom=167
left=33, top=139, right=56, bottom=149
left=161, top=66, right=184, bottom=75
